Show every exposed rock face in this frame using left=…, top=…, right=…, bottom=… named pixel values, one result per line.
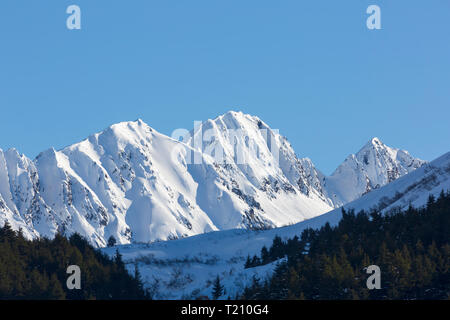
left=0, top=113, right=425, bottom=247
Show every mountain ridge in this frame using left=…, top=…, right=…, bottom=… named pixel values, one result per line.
left=100, top=150, right=449, bottom=299
left=0, top=111, right=426, bottom=246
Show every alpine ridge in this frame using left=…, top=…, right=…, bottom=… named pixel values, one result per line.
left=0, top=111, right=425, bottom=247
left=323, top=137, right=426, bottom=206
left=101, top=150, right=449, bottom=299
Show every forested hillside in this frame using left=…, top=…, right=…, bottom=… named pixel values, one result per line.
left=242, top=191, right=450, bottom=300
left=0, top=225, right=149, bottom=300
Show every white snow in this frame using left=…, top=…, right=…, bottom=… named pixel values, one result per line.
left=0, top=112, right=428, bottom=248
left=101, top=150, right=449, bottom=299
left=323, top=137, right=426, bottom=206
left=0, top=110, right=446, bottom=299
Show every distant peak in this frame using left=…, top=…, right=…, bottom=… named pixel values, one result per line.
left=217, top=110, right=266, bottom=127
left=103, top=118, right=152, bottom=135
left=223, top=110, right=244, bottom=116
left=113, top=118, right=147, bottom=127
left=220, top=110, right=262, bottom=119
left=135, top=118, right=145, bottom=125
left=35, top=147, right=58, bottom=162
left=371, top=137, right=380, bottom=143
left=370, top=137, right=383, bottom=146
left=359, top=137, right=385, bottom=152
left=4, top=148, right=29, bottom=162
left=5, top=147, right=19, bottom=155
left=219, top=110, right=246, bottom=121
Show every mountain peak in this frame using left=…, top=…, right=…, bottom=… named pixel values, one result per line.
left=222, top=110, right=244, bottom=117
left=0, top=112, right=433, bottom=248
left=360, top=137, right=385, bottom=152
left=107, top=118, right=150, bottom=131
left=326, top=137, right=426, bottom=206
left=36, top=147, right=57, bottom=158
left=370, top=137, right=382, bottom=145
left=84, top=119, right=154, bottom=149
left=216, top=110, right=252, bottom=127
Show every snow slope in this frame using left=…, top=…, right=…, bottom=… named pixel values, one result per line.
left=323, top=137, right=426, bottom=206
left=0, top=113, right=333, bottom=246
left=0, top=149, right=51, bottom=239
left=186, top=111, right=332, bottom=206
left=102, top=150, right=449, bottom=299
left=325, top=150, right=450, bottom=216
left=0, top=111, right=425, bottom=247
left=102, top=231, right=284, bottom=299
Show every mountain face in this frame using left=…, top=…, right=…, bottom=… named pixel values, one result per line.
left=299, top=150, right=450, bottom=232
left=101, top=151, right=449, bottom=299
left=0, top=112, right=425, bottom=247
left=185, top=111, right=334, bottom=209
left=0, top=149, right=50, bottom=240
left=323, top=137, right=426, bottom=207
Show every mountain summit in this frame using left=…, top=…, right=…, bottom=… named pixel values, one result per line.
left=0, top=113, right=425, bottom=246
left=323, top=137, right=426, bottom=206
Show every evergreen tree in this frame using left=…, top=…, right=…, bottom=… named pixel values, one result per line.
left=241, top=190, right=450, bottom=300
left=251, top=255, right=261, bottom=267
left=107, top=235, right=117, bottom=247
left=114, top=249, right=125, bottom=270
left=261, top=246, right=270, bottom=264
left=269, top=235, right=285, bottom=260
left=427, top=194, right=436, bottom=207
left=212, top=276, right=224, bottom=300
left=0, top=225, right=149, bottom=300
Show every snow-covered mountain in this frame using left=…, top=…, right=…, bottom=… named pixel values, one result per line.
left=0, top=111, right=426, bottom=247
left=0, top=149, right=50, bottom=240
left=0, top=113, right=332, bottom=246
left=323, top=137, right=426, bottom=206
left=185, top=112, right=330, bottom=204
left=102, top=150, right=450, bottom=299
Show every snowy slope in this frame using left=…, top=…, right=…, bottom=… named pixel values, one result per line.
left=0, top=113, right=334, bottom=246
left=102, top=231, right=284, bottom=299
left=186, top=111, right=332, bottom=205
left=0, top=149, right=52, bottom=239
left=184, top=111, right=334, bottom=225
left=323, top=137, right=426, bottom=206
left=326, top=151, right=450, bottom=216
left=0, top=112, right=426, bottom=247
left=102, top=150, right=449, bottom=299
left=34, top=121, right=222, bottom=246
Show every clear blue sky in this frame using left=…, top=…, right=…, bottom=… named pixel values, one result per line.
left=0, top=1, right=449, bottom=174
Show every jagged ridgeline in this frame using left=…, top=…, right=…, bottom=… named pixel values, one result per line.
left=242, top=191, right=450, bottom=300
left=0, top=226, right=150, bottom=300
left=0, top=111, right=426, bottom=247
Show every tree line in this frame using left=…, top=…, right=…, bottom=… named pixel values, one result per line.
left=0, top=225, right=150, bottom=300
left=242, top=191, right=450, bottom=300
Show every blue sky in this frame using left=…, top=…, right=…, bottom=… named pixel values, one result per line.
left=0, top=1, right=449, bottom=174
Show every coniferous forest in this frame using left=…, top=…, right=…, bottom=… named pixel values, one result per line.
left=1, top=191, right=449, bottom=300
left=0, top=226, right=150, bottom=300
left=242, top=191, right=450, bottom=300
